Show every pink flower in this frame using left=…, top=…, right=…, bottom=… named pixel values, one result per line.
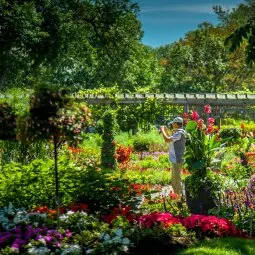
left=207, top=117, right=215, bottom=124
left=197, top=119, right=204, bottom=128
left=204, top=104, right=212, bottom=114
left=45, top=235, right=53, bottom=242
left=191, top=111, right=199, bottom=120
left=181, top=214, right=240, bottom=237
left=65, top=229, right=72, bottom=238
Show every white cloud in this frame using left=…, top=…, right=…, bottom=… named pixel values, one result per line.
left=141, top=15, right=212, bottom=25
left=141, top=3, right=237, bottom=14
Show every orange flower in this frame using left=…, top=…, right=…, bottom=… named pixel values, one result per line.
left=33, top=206, right=49, bottom=213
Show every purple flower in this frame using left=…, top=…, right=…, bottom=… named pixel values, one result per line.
left=0, top=232, right=12, bottom=245
left=65, top=229, right=72, bottom=238
left=35, top=234, right=43, bottom=240
left=11, top=238, right=26, bottom=250
left=56, top=241, right=61, bottom=248
left=14, top=226, right=22, bottom=234
left=244, top=200, right=251, bottom=207
left=45, top=235, right=53, bottom=243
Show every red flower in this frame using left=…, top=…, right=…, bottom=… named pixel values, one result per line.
left=204, top=104, right=212, bottom=114
left=182, top=112, right=189, bottom=119
left=138, top=212, right=181, bottom=228
left=191, top=111, right=199, bottom=120
left=169, top=191, right=179, bottom=200
left=181, top=214, right=241, bottom=237
left=69, top=202, right=88, bottom=212
left=205, top=125, right=213, bottom=134
left=48, top=209, right=57, bottom=215
left=103, top=205, right=135, bottom=224
left=33, top=206, right=49, bottom=213
left=67, top=146, right=83, bottom=154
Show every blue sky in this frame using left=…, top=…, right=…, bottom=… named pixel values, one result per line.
left=135, top=0, right=245, bottom=47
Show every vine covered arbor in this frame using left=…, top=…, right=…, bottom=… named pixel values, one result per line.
left=75, top=93, right=255, bottom=126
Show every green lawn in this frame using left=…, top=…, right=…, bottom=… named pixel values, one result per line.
left=177, top=237, right=255, bottom=255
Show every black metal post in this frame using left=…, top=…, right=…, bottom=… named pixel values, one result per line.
left=54, top=135, right=60, bottom=227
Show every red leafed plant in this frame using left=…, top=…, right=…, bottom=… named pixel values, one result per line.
left=115, top=144, right=132, bottom=166
left=129, top=183, right=152, bottom=195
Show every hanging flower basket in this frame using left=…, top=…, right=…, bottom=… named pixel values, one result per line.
left=25, top=88, right=91, bottom=143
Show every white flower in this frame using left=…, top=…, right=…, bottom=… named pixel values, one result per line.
left=122, top=238, right=130, bottom=245
left=66, top=210, right=75, bottom=215
left=122, top=245, right=129, bottom=252
left=10, top=247, right=19, bottom=254
left=38, top=238, right=47, bottom=245
left=60, top=244, right=82, bottom=255
left=27, top=247, right=50, bottom=255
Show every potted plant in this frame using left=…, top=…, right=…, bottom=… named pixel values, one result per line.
left=184, top=105, right=226, bottom=215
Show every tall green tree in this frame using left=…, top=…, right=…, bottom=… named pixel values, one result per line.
left=157, top=23, right=229, bottom=93
left=225, top=16, right=255, bottom=66
left=217, top=0, right=255, bottom=81
left=0, top=0, right=143, bottom=91
left=157, top=19, right=255, bottom=93
left=117, top=44, right=163, bottom=92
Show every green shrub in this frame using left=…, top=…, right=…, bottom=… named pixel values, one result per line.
left=133, top=136, right=150, bottom=152
left=75, top=167, right=141, bottom=214
left=0, top=156, right=141, bottom=213
left=0, top=140, right=52, bottom=165
left=95, top=119, right=104, bottom=135
left=158, top=154, right=169, bottom=165
left=220, top=127, right=241, bottom=143
left=0, top=157, right=91, bottom=209
left=101, top=110, right=117, bottom=169
left=139, top=157, right=159, bottom=169
left=80, top=133, right=102, bottom=151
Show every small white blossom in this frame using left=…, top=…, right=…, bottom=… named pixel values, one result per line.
left=122, top=238, right=130, bottom=245
left=60, top=244, right=82, bottom=255
left=122, top=245, right=129, bottom=252
left=27, top=247, right=50, bottom=255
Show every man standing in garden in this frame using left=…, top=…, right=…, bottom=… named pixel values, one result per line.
left=160, top=117, right=186, bottom=195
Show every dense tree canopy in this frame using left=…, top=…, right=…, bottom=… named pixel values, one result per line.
left=0, top=0, right=144, bottom=91
left=225, top=16, right=255, bottom=66
left=1, top=0, right=255, bottom=93
left=154, top=1, right=255, bottom=93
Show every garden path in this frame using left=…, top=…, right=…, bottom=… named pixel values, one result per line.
left=136, top=185, right=174, bottom=210
left=151, top=185, right=174, bottom=199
